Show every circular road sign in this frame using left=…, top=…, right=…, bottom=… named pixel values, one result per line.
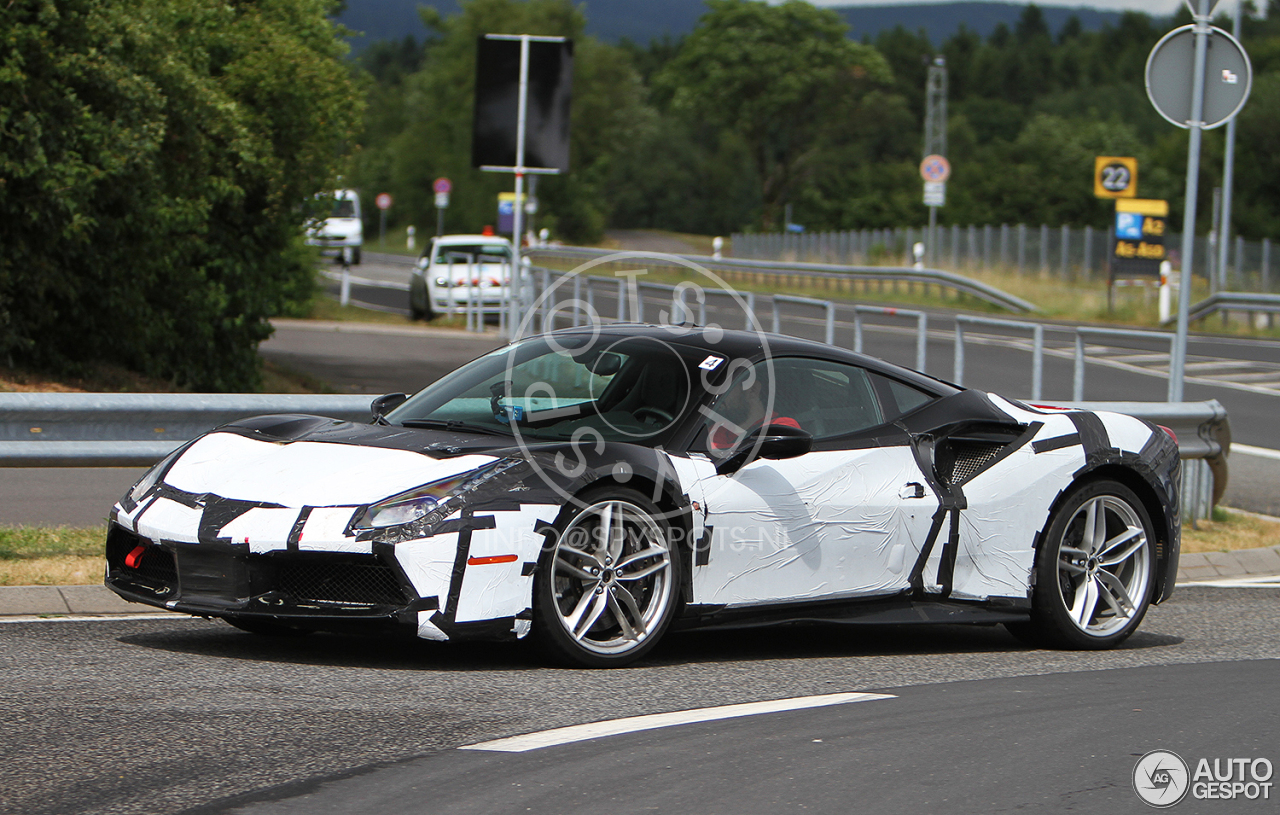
left=375, top=193, right=392, bottom=210
left=1146, top=24, right=1252, bottom=130
left=433, top=177, right=452, bottom=195
left=920, top=155, right=951, bottom=183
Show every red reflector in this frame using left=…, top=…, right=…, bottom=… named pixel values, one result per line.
left=124, top=544, right=147, bottom=569
left=1158, top=424, right=1178, bottom=445
left=467, top=554, right=519, bottom=566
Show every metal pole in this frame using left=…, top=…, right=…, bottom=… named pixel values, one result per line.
left=853, top=312, right=864, bottom=353
left=1073, top=333, right=1086, bottom=401
left=953, top=322, right=965, bottom=386
left=510, top=35, right=530, bottom=298
left=1217, top=5, right=1243, bottom=296
left=916, top=313, right=928, bottom=373
left=1172, top=0, right=1213, bottom=403
left=1083, top=225, right=1093, bottom=280
left=825, top=303, right=835, bottom=346
left=1032, top=324, right=1044, bottom=400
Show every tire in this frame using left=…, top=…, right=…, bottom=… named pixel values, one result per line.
left=224, top=616, right=313, bottom=637
left=1010, top=479, right=1156, bottom=650
left=409, top=280, right=426, bottom=320
left=533, top=488, right=683, bottom=668
left=351, top=247, right=361, bottom=265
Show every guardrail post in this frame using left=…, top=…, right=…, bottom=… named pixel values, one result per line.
left=771, top=299, right=781, bottom=334
left=1083, top=225, right=1093, bottom=281
left=585, top=279, right=595, bottom=326
left=824, top=303, right=835, bottom=345
left=853, top=311, right=864, bottom=353
left=953, top=320, right=965, bottom=386
left=744, top=292, right=756, bottom=330
left=916, top=313, right=928, bottom=373
left=1031, top=324, right=1044, bottom=401
left=1166, top=334, right=1178, bottom=402
left=1060, top=224, right=1070, bottom=279
left=572, top=274, right=582, bottom=327
left=616, top=277, right=626, bottom=321
left=1073, top=332, right=1085, bottom=401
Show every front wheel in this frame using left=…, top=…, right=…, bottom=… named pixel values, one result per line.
left=533, top=489, right=682, bottom=668
left=1011, top=479, right=1155, bottom=650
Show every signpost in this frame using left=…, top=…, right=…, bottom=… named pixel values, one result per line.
left=1094, top=157, right=1138, bottom=199
left=1146, top=0, right=1251, bottom=400
left=433, top=177, right=451, bottom=236
left=920, top=153, right=950, bottom=264
left=375, top=193, right=392, bottom=246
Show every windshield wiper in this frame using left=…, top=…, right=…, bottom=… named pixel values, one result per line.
left=399, top=418, right=510, bottom=436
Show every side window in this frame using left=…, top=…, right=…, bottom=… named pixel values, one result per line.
left=870, top=373, right=936, bottom=420
left=700, top=357, right=885, bottom=449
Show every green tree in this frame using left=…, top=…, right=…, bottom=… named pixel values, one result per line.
left=0, top=0, right=360, bottom=390
left=655, top=0, right=891, bottom=228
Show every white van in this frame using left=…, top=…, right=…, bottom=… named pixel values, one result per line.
left=306, top=189, right=364, bottom=264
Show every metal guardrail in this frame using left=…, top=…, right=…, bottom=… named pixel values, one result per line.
left=1165, top=291, right=1280, bottom=324
left=954, top=315, right=1045, bottom=400
left=526, top=246, right=1038, bottom=313
left=854, top=306, right=927, bottom=373
left=0, top=391, right=1229, bottom=520
left=0, top=394, right=373, bottom=466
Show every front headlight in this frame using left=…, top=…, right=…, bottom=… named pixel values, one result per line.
left=355, top=459, right=519, bottom=530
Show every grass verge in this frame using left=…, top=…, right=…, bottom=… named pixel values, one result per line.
left=1183, top=508, right=1280, bottom=554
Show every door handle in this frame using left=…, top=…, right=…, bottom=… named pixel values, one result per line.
left=899, top=482, right=926, bottom=499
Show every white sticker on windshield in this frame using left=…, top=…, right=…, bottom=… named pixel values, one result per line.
left=698, top=355, right=725, bottom=371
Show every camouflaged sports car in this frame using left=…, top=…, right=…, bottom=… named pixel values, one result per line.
left=105, top=325, right=1180, bottom=667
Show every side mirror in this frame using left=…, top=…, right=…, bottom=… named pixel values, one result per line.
left=714, top=423, right=812, bottom=475
left=371, top=392, right=408, bottom=422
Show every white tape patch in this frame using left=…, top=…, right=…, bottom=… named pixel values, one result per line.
left=459, top=691, right=896, bottom=752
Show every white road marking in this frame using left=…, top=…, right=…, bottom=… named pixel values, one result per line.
left=1233, top=443, right=1280, bottom=461
left=460, top=692, right=896, bottom=753
left=1183, top=575, right=1280, bottom=588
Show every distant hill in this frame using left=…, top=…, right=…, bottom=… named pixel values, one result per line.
left=335, top=1, right=1134, bottom=53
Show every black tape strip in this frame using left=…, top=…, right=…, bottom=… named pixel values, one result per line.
left=286, top=507, right=312, bottom=552
left=908, top=507, right=950, bottom=595
left=434, top=514, right=498, bottom=535
left=440, top=510, right=475, bottom=623
left=937, top=508, right=961, bottom=599
left=1067, top=411, right=1111, bottom=457
left=1032, top=433, right=1081, bottom=454
left=404, top=597, right=439, bottom=612
left=154, top=484, right=203, bottom=510
left=197, top=497, right=287, bottom=544
left=521, top=562, right=536, bottom=577
left=695, top=525, right=714, bottom=567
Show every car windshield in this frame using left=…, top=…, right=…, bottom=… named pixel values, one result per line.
left=387, top=334, right=702, bottom=442
left=433, top=243, right=511, bottom=263
left=330, top=199, right=356, bottom=218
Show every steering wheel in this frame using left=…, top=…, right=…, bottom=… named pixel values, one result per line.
left=633, top=406, right=674, bottom=426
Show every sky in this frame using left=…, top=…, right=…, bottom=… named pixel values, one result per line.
left=809, top=0, right=1188, bottom=11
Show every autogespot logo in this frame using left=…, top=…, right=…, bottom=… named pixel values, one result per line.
left=1134, top=750, right=1190, bottom=808
left=503, top=251, right=774, bottom=519
left=1133, top=751, right=1276, bottom=807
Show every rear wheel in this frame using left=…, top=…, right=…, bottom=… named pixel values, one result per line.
left=1010, top=479, right=1155, bottom=649
left=533, top=489, right=682, bottom=668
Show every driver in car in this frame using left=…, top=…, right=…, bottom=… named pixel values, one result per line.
left=708, top=373, right=801, bottom=451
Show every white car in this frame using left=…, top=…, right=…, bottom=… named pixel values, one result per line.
left=306, top=189, right=363, bottom=264
left=409, top=234, right=513, bottom=320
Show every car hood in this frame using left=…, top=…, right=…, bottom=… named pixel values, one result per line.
left=161, top=429, right=501, bottom=508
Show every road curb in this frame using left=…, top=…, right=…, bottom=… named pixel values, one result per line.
left=3, top=543, right=1278, bottom=617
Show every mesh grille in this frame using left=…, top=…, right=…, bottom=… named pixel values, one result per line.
left=106, top=528, right=177, bottom=585
left=939, top=441, right=1004, bottom=485
left=274, top=560, right=406, bottom=606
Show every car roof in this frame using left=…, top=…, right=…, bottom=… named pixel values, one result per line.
left=434, top=234, right=512, bottom=245
left=540, top=323, right=960, bottom=395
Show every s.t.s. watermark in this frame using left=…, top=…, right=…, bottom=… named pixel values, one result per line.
left=1133, top=750, right=1273, bottom=807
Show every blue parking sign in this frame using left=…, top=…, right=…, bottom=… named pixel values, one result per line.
left=1115, top=211, right=1144, bottom=240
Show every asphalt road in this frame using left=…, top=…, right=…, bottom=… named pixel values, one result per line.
left=1, top=585, right=1276, bottom=815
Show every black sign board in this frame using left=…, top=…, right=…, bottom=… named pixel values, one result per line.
left=472, top=38, right=573, bottom=172
left=1111, top=199, right=1168, bottom=279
